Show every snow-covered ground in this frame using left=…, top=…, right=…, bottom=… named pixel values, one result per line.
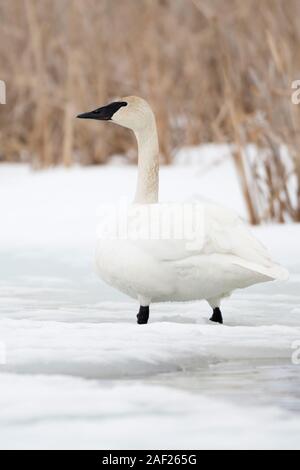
left=0, top=151, right=300, bottom=450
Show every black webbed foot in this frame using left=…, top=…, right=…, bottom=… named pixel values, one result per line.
left=137, top=306, right=149, bottom=324
left=210, top=307, right=223, bottom=324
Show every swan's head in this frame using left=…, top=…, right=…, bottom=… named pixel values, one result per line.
left=77, top=96, right=154, bottom=132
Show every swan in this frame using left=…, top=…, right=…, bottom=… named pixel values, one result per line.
left=77, top=96, right=289, bottom=325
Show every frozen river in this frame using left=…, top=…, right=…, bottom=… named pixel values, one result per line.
left=0, top=245, right=299, bottom=449
left=0, top=164, right=299, bottom=449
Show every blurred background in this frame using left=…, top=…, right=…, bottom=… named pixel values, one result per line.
left=1, top=0, right=300, bottom=223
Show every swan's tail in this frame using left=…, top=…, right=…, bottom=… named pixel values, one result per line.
left=267, top=264, right=290, bottom=281
left=233, top=258, right=289, bottom=282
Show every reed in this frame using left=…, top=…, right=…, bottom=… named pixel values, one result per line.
left=0, top=0, right=299, bottom=222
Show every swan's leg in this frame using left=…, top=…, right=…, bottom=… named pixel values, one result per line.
left=208, top=299, right=223, bottom=324
left=210, top=307, right=223, bottom=324
left=137, top=306, right=149, bottom=325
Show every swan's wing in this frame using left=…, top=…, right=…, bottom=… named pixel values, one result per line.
left=203, top=203, right=289, bottom=281
left=128, top=202, right=288, bottom=281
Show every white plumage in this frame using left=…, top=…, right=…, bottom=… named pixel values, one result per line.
left=78, top=96, right=288, bottom=324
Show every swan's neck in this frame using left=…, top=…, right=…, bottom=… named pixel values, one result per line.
left=133, top=119, right=159, bottom=204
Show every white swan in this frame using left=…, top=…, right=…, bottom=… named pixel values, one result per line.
left=77, top=96, right=289, bottom=325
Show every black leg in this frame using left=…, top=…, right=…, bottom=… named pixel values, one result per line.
left=137, top=306, right=149, bottom=325
left=210, top=307, right=223, bottom=324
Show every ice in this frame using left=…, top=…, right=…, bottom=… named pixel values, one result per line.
left=0, top=157, right=300, bottom=449
left=1, top=374, right=300, bottom=450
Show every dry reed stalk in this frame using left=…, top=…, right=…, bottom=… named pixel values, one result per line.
left=0, top=0, right=300, bottom=222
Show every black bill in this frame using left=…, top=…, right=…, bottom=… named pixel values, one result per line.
left=77, top=101, right=127, bottom=121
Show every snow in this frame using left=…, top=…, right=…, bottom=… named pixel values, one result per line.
left=1, top=374, right=300, bottom=450
left=0, top=151, right=300, bottom=449
left=0, top=151, right=246, bottom=249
